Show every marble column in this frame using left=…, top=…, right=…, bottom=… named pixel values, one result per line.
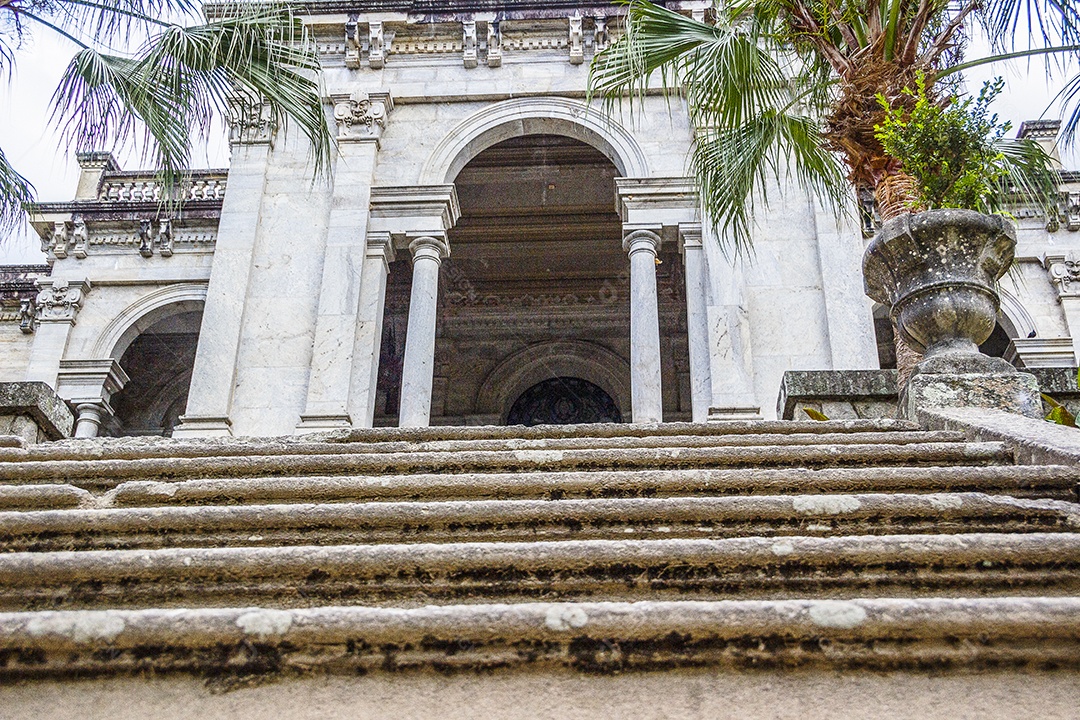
left=173, top=125, right=272, bottom=438
left=55, top=358, right=129, bottom=438
left=348, top=232, right=395, bottom=426
left=73, top=403, right=105, bottom=438
left=679, top=224, right=713, bottom=423
left=623, top=228, right=664, bottom=423
left=398, top=235, right=448, bottom=427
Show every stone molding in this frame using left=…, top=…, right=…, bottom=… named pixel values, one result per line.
left=1011, top=337, right=1078, bottom=367
left=33, top=279, right=90, bottom=325
left=622, top=227, right=662, bottom=256
left=364, top=231, right=397, bottom=268
left=408, top=235, right=450, bottom=262
left=1046, top=251, right=1080, bottom=297
left=616, top=177, right=699, bottom=228
left=56, top=358, right=130, bottom=410
left=368, top=184, right=461, bottom=239
left=420, top=96, right=649, bottom=184
left=678, top=222, right=703, bottom=252
left=331, top=90, right=393, bottom=142
left=90, top=283, right=208, bottom=358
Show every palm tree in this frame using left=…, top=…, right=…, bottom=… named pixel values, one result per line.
left=0, top=0, right=332, bottom=235
left=589, top=0, right=1080, bottom=380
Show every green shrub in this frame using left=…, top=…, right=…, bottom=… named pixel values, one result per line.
left=875, top=75, right=1011, bottom=213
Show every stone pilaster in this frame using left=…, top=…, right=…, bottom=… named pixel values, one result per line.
left=623, top=227, right=664, bottom=423
left=679, top=224, right=713, bottom=423
left=173, top=103, right=273, bottom=438
left=1045, top=252, right=1080, bottom=364
left=348, top=233, right=395, bottom=427
left=24, top=279, right=91, bottom=389
left=297, top=92, right=392, bottom=432
left=398, top=235, right=449, bottom=427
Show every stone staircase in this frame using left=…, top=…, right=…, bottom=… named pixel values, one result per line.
left=1, top=419, right=1079, bottom=679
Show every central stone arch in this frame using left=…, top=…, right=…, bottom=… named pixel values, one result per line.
left=420, top=96, right=649, bottom=185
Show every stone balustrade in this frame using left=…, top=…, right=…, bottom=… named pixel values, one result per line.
left=97, top=172, right=227, bottom=204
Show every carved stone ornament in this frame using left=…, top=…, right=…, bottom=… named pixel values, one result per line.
left=593, top=16, right=608, bottom=51
left=333, top=91, right=391, bottom=141
left=1048, top=251, right=1080, bottom=297
left=568, top=15, right=584, bottom=64
left=18, top=297, right=36, bottom=334
left=34, top=279, right=90, bottom=324
left=463, top=20, right=478, bottom=69
left=227, top=96, right=275, bottom=145
left=345, top=16, right=361, bottom=69
left=487, top=21, right=502, bottom=68
left=72, top=219, right=89, bottom=259
left=159, top=219, right=174, bottom=257
left=138, top=220, right=153, bottom=257
left=49, top=221, right=69, bottom=258
left=369, top=21, right=385, bottom=69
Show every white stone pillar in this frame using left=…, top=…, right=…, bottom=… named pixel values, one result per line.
left=679, top=224, right=712, bottom=423
left=24, top=279, right=91, bottom=388
left=398, top=236, right=448, bottom=427
left=348, top=232, right=395, bottom=427
left=173, top=114, right=273, bottom=438
left=297, top=135, right=383, bottom=430
left=55, top=358, right=129, bottom=438
left=623, top=228, right=664, bottom=423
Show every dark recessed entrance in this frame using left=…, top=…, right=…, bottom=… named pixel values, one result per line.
left=506, top=377, right=622, bottom=426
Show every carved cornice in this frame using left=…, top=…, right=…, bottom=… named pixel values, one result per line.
left=331, top=90, right=393, bottom=142
left=368, top=184, right=461, bottom=239
left=34, top=279, right=91, bottom=325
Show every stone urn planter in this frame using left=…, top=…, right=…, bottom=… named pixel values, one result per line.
left=863, top=209, right=1015, bottom=371
left=862, top=209, right=1041, bottom=418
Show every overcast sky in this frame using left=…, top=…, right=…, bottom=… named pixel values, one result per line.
left=1, top=21, right=1078, bottom=264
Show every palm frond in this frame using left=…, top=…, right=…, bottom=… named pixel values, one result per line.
left=977, top=0, right=1080, bottom=52
left=21, top=0, right=197, bottom=46
left=0, top=145, right=35, bottom=237
left=50, top=4, right=331, bottom=206
left=991, top=137, right=1062, bottom=217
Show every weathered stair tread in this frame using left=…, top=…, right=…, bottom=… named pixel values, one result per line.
left=1, top=597, right=1078, bottom=678
left=0, top=430, right=964, bottom=465
left=3, top=533, right=1079, bottom=609
left=0, top=484, right=95, bottom=511
left=4, top=419, right=922, bottom=463
left=3, top=493, right=1078, bottom=551
left=0, top=441, right=1012, bottom=487
left=97, top=464, right=1080, bottom=507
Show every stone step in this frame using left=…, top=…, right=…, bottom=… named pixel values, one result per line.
left=2, top=596, right=1077, bottom=678
left=0, top=441, right=1013, bottom=488
left=95, top=464, right=1080, bottom=508
left=0, top=429, right=960, bottom=465
left=2, top=533, right=1078, bottom=610
left=12, top=419, right=922, bottom=463
left=2, top=493, right=1077, bottom=552
left=0, top=484, right=95, bottom=511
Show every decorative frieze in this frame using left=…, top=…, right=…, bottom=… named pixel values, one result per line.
left=34, top=279, right=90, bottom=324
left=463, top=21, right=478, bottom=69
left=1047, top=252, right=1080, bottom=297
left=568, top=15, right=584, bottom=64
left=332, top=91, right=392, bottom=141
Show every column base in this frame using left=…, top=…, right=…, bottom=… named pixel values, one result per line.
left=707, top=407, right=763, bottom=422
left=172, top=415, right=234, bottom=438
left=295, top=414, right=353, bottom=434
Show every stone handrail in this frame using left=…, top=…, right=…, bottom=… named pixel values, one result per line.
left=97, top=172, right=227, bottom=203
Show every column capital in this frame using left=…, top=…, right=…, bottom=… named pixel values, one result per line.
left=34, top=278, right=91, bottom=325
left=365, top=231, right=397, bottom=265
left=1046, top=251, right=1080, bottom=298
left=408, top=234, right=450, bottom=262
left=56, top=358, right=129, bottom=407
left=622, top=227, right=662, bottom=256
left=678, top=222, right=704, bottom=251
left=331, top=90, right=393, bottom=143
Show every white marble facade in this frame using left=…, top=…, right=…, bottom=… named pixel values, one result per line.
left=11, top=2, right=1080, bottom=437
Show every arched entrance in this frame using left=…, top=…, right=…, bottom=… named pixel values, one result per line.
left=507, top=377, right=622, bottom=426
left=373, top=133, right=691, bottom=426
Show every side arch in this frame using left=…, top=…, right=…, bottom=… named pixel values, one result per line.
left=91, top=283, right=208, bottom=359
left=997, top=286, right=1037, bottom=339
left=475, top=340, right=631, bottom=423
left=420, top=97, right=650, bottom=184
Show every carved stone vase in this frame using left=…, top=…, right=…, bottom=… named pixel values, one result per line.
left=863, top=209, right=1015, bottom=371
left=863, top=209, right=1042, bottom=419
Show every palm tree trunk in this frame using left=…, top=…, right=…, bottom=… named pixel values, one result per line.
left=873, top=172, right=925, bottom=389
